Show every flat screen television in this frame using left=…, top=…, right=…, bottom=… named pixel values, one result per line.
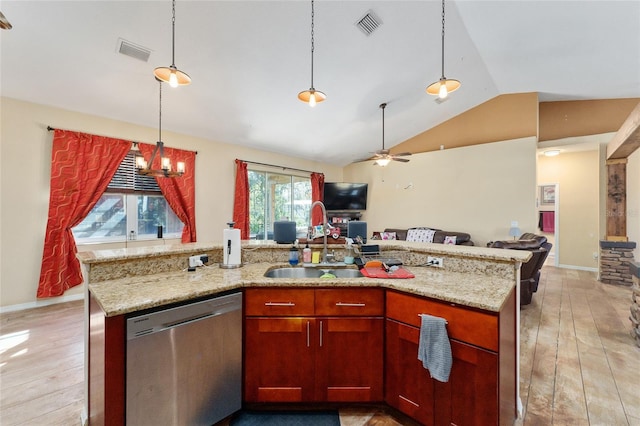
left=323, top=182, right=368, bottom=211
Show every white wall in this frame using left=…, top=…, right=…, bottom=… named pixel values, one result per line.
left=344, top=137, right=538, bottom=247
left=0, top=97, right=343, bottom=309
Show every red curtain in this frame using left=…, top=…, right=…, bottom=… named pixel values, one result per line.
left=310, top=172, right=325, bottom=226
left=138, top=143, right=197, bottom=243
left=232, top=160, right=250, bottom=239
left=37, top=130, right=131, bottom=298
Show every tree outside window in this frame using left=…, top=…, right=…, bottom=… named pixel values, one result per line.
left=249, top=170, right=311, bottom=240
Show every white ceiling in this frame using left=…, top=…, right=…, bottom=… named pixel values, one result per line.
left=2, top=1, right=639, bottom=166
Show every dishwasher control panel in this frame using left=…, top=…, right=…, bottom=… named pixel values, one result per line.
left=126, top=292, right=242, bottom=339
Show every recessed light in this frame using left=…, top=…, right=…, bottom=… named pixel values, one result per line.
left=544, top=150, right=560, bottom=157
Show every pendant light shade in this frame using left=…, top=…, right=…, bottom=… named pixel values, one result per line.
left=298, top=0, right=326, bottom=106
left=154, top=0, right=191, bottom=87
left=426, top=0, right=460, bottom=99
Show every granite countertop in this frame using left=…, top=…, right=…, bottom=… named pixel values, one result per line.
left=88, top=262, right=516, bottom=317
left=78, top=239, right=531, bottom=264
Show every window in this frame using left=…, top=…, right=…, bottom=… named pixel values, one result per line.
left=72, top=151, right=184, bottom=243
left=248, top=170, right=311, bottom=240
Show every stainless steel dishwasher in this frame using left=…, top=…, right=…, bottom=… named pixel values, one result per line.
left=126, top=292, right=242, bottom=426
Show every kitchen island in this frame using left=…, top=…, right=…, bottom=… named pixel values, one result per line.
left=81, top=241, right=530, bottom=425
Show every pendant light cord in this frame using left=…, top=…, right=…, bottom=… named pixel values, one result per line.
left=310, top=0, right=315, bottom=89
left=171, top=0, right=176, bottom=67
left=440, top=0, right=445, bottom=79
left=158, top=79, right=163, bottom=143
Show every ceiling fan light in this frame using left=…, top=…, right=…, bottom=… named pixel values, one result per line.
left=375, top=158, right=391, bottom=167
left=154, top=65, right=191, bottom=87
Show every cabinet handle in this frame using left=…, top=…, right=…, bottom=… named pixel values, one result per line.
left=306, top=321, right=310, bottom=347
left=264, top=302, right=295, bottom=306
left=319, top=320, right=323, bottom=347
left=335, top=302, right=365, bottom=307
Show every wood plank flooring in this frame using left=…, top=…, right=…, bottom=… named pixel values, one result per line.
left=1, top=266, right=637, bottom=425
left=518, top=266, right=639, bottom=426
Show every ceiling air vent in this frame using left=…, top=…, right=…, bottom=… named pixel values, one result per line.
left=356, top=10, right=382, bottom=36
left=117, top=38, right=151, bottom=62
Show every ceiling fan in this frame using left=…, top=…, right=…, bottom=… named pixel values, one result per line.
left=371, top=103, right=411, bottom=166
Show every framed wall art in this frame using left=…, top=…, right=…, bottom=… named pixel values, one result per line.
left=540, top=185, right=556, bottom=205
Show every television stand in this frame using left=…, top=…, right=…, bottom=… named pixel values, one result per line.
left=327, top=211, right=362, bottom=236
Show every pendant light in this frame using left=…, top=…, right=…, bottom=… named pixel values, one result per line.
left=136, top=78, right=185, bottom=177
left=298, top=0, right=326, bottom=107
left=426, top=0, right=460, bottom=99
left=154, top=0, right=191, bottom=88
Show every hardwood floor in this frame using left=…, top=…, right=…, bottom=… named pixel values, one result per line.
left=518, top=266, right=639, bottom=426
left=1, top=266, right=637, bottom=425
left=0, top=301, right=84, bottom=425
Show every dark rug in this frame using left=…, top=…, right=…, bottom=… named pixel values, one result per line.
left=229, top=410, right=340, bottom=426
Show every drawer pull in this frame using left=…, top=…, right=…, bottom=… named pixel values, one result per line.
left=265, top=302, right=295, bottom=307
left=335, top=302, right=366, bottom=307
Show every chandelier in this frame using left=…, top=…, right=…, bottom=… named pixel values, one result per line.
left=136, top=79, right=185, bottom=177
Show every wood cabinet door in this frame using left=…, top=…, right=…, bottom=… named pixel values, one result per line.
left=385, top=318, right=435, bottom=425
left=434, top=339, right=498, bottom=426
left=244, top=317, right=316, bottom=402
left=316, top=317, right=384, bottom=402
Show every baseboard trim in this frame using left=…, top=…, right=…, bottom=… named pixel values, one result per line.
left=556, top=264, right=598, bottom=273
left=0, top=293, right=84, bottom=314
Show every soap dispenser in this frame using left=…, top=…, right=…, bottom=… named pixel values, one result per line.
left=303, top=243, right=312, bottom=264
left=289, top=244, right=299, bottom=266
left=344, top=242, right=355, bottom=264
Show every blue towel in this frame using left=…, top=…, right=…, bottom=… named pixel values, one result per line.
left=417, top=314, right=452, bottom=382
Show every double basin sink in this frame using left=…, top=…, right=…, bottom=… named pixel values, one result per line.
left=264, top=265, right=363, bottom=279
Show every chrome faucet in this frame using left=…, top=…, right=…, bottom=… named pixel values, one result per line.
left=309, top=201, right=329, bottom=264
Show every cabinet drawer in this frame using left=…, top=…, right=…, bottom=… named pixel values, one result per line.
left=315, top=288, right=384, bottom=316
left=245, top=289, right=315, bottom=316
left=386, top=290, right=498, bottom=352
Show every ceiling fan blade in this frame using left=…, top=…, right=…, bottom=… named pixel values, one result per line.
left=392, top=157, right=410, bottom=163
left=393, top=152, right=412, bottom=156
left=375, top=149, right=390, bottom=155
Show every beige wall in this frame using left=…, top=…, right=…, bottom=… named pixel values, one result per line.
left=344, top=137, right=538, bottom=247
left=0, top=97, right=343, bottom=309
left=537, top=149, right=602, bottom=270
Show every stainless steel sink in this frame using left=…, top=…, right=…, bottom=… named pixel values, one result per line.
left=264, top=267, right=363, bottom=279
left=326, top=269, right=363, bottom=278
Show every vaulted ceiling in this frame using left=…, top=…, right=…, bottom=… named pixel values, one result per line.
left=2, top=1, right=639, bottom=166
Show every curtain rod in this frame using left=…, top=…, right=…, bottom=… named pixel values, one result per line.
left=47, top=126, right=198, bottom=154
left=238, top=159, right=319, bottom=175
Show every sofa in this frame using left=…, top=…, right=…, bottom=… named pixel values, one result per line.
left=490, top=233, right=552, bottom=305
left=372, top=227, right=474, bottom=246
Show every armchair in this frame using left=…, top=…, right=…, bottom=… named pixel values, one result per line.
left=490, top=233, right=552, bottom=305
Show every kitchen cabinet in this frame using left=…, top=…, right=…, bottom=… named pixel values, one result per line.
left=385, top=289, right=516, bottom=426
left=244, top=288, right=384, bottom=403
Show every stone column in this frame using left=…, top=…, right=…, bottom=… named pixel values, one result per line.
left=599, top=240, right=637, bottom=286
